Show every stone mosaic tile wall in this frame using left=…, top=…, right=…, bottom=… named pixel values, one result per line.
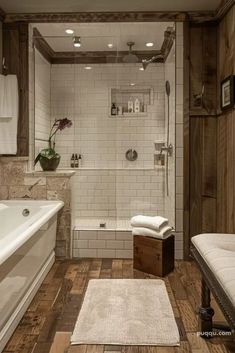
left=0, top=158, right=74, bottom=258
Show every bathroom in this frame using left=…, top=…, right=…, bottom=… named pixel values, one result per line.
left=0, top=1, right=235, bottom=352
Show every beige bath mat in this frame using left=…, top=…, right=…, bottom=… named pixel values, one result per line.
left=71, top=279, right=180, bottom=346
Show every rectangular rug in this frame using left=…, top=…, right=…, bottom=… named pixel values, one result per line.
left=71, top=279, right=180, bottom=346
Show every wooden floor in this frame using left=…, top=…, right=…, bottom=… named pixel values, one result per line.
left=3, top=259, right=231, bottom=353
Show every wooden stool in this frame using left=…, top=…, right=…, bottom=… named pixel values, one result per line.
left=133, top=234, right=174, bottom=277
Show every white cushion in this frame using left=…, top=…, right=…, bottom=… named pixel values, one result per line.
left=191, top=233, right=235, bottom=307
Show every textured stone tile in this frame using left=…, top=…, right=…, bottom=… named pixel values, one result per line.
left=0, top=186, right=9, bottom=199
left=47, top=177, right=70, bottom=190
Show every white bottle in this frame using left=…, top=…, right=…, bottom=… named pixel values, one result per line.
left=128, top=97, right=134, bottom=113
left=134, top=98, right=140, bottom=113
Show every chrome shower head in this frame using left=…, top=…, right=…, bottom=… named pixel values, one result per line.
left=141, top=54, right=164, bottom=70
left=123, top=41, right=139, bottom=63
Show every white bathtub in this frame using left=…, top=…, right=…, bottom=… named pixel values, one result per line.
left=0, top=200, right=64, bottom=352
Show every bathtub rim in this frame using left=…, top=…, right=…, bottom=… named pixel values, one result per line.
left=0, top=200, right=64, bottom=266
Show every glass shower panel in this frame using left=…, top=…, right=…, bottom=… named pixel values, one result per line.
left=71, top=35, right=119, bottom=227
left=114, top=25, right=176, bottom=229
left=33, top=34, right=76, bottom=169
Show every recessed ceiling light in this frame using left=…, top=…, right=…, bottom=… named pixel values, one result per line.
left=65, top=29, right=74, bottom=34
left=146, top=42, right=154, bottom=47
left=130, top=83, right=135, bottom=86
left=73, top=36, right=81, bottom=48
left=139, top=67, right=144, bottom=71
left=85, top=66, right=92, bottom=70
left=108, top=43, right=113, bottom=48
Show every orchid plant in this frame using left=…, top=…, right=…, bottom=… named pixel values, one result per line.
left=35, top=118, right=72, bottom=166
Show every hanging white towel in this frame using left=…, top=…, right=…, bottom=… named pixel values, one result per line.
left=0, top=74, right=19, bottom=154
left=131, top=215, right=168, bottom=231
left=132, top=225, right=173, bottom=239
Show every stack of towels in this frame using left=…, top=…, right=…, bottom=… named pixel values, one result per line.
left=131, top=215, right=173, bottom=239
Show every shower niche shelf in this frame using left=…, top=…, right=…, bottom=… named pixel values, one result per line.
left=109, top=87, right=153, bottom=118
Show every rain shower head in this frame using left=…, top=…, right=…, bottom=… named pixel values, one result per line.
left=141, top=54, right=164, bottom=70
left=123, top=42, right=139, bottom=63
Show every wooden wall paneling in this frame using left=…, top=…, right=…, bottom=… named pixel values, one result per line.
left=216, top=5, right=235, bottom=235
left=18, top=23, right=29, bottom=156
left=183, top=22, right=190, bottom=259
left=189, top=25, right=217, bottom=116
left=217, top=112, right=235, bottom=234
left=217, top=114, right=228, bottom=232
left=2, top=23, right=29, bottom=156
left=189, top=118, right=203, bottom=237
left=201, top=118, right=217, bottom=233
left=218, top=5, right=235, bottom=81
left=201, top=26, right=217, bottom=115
left=202, top=118, right=217, bottom=199
left=189, top=26, right=203, bottom=113
left=189, top=117, right=217, bottom=237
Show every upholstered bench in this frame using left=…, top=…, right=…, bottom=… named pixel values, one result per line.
left=191, top=233, right=235, bottom=340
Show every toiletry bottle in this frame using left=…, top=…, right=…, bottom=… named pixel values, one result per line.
left=75, top=153, right=79, bottom=168
left=111, top=103, right=117, bottom=115
left=134, top=98, right=140, bottom=113
left=128, top=97, right=134, bottom=113
left=78, top=154, right=82, bottom=167
left=71, top=154, right=75, bottom=168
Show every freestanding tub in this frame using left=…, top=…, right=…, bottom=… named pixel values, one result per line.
left=0, top=200, right=64, bottom=352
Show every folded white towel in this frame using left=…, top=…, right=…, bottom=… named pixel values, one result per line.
left=131, top=215, right=168, bottom=231
left=132, top=225, right=173, bottom=239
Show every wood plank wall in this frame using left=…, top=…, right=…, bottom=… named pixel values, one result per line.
left=185, top=23, right=218, bottom=257
left=2, top=23, right=29, bottom=156
left=186, top=4, right=235, bottom=257
left=217, top=5, right=235, bottom=233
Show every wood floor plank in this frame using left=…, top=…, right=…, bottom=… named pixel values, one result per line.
left=2, top=260, right=229, bottom=353
left=122, top=347, right=139, bottom=353
left=67, top=345, right=87, bottom=353
left=177, top=300, right=198, bottom=332
left=86, top=345, right=104, bottom=353
left=49, top=332, right=71, bottom=353
left=112, top=260, right=123, bottom=278
left=122, top=260, right=134, bottom=278
left=187, top=332, right=210, bottom=353
left=88, top=259, right=102, bottom=279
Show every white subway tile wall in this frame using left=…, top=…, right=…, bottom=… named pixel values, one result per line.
left=73, top=228, right=183, bottom=259
left=50, top=63, right=165, bottom=169
left=72, top=169, right=165, bottom=220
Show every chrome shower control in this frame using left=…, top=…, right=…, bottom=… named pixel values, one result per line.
left=125, top=149, right=138, bottom=161
left=160, top=144, right=173, bottom=157
left=22, top=208, right=30, bottom=217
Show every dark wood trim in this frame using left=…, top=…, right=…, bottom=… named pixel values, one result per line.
left=161, top=26, right=175, bottom=61
left=183, top=22, right=190, bottom=260
left=33, top=26, right=173, bottom=65
left=0, top=7, right=5, bottom=21
left=215, top=0, right=235, bottom=21
left=2, top=3, right=233, bottom=24
left=4, top=11, right=187, bottom=23
left=33, top=28, right=53, bottom=63
left=2, top=22, right=29, bottom=156
left=51, top=51, right=163, bottom=64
